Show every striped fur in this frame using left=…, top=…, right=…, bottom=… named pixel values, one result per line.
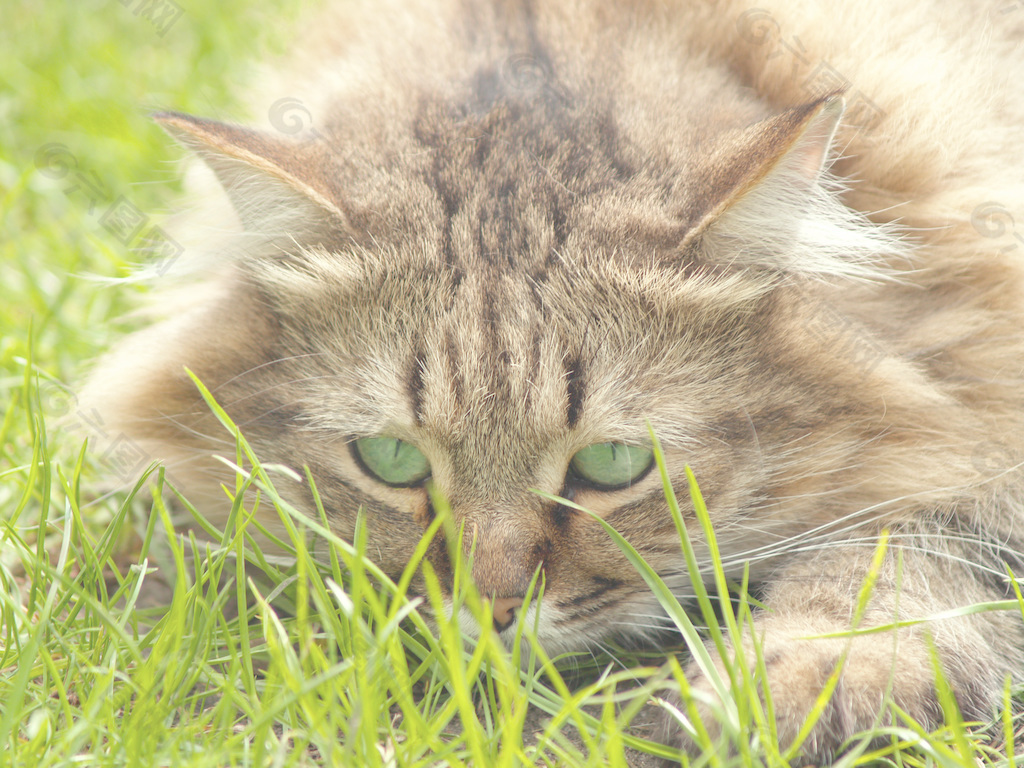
left=83, top=1, right=1024, bottom=761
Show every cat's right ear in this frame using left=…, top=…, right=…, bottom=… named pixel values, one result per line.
left=681, top=95, right=902, bottom=281
left=154, top=111, right=349, bottom=236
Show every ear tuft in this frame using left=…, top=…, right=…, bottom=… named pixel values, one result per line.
left=778, top=94, right=844, bottom=182
left=155, top=111, right=350, bottom=237
left=685, top=95, right=906, bottom=281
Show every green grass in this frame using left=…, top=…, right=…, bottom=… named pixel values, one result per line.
left=3, top=2, right=1024, bottom=766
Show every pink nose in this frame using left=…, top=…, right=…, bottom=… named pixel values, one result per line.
left=490, top=596, right=524, bottom=632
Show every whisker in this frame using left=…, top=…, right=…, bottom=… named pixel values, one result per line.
left=208, top=352, right=332, bottom=395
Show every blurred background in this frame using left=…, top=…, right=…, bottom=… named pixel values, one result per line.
left=0, top=0, right=310, bottom=513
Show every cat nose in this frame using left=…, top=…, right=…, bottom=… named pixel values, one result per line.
left=489, top=596, right=524, bottom=632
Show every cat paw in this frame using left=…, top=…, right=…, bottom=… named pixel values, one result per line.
left=653, top=627, right=951, bottom=765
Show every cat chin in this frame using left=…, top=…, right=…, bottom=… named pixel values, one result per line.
left=440, top=595, right=680, bottom=666
left=438, top=599, right=610, bottom=660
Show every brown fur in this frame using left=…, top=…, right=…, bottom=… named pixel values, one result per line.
left=83, top=0, right=1024, bottom=762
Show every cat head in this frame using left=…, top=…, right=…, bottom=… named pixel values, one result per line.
left=88, top=54, right=928, bottom=653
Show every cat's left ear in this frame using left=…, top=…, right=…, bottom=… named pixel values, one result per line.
left=684, top=94, right=900, bottom=279
left=155, top=111, right=349, bottom=236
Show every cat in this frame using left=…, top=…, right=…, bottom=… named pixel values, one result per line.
left=82, top=0, right=1024, bottom=762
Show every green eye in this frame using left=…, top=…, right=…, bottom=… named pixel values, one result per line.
left=354, top=437, right=431, bottom=487
left=569, top=443, right=654, bottom=490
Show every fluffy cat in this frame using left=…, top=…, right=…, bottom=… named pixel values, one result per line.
left=82, top=0, right=1024, bottom=762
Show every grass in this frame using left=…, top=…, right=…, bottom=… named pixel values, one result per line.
left=3, top=1, right=1024, bottom=766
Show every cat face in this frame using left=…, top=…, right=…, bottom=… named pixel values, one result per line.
left=84, top=15, right=929, bottom=654
left=222, top=232, right=787, bottom=652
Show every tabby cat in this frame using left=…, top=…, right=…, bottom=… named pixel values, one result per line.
left=83, top=0, right=1024, bottom=762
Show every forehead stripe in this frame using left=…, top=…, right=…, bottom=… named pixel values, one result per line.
left=408, top=343, right=426, bottom=426
left=565, top=354, right=585, bottom=429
